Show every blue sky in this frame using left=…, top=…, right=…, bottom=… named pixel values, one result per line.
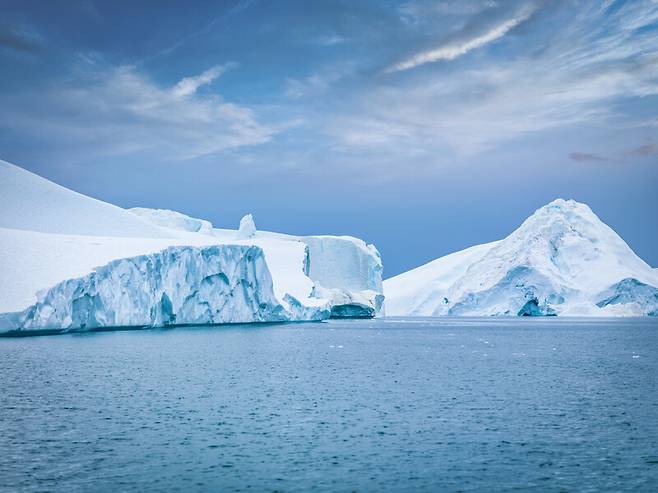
left=1, top=0, right=657, bottom=276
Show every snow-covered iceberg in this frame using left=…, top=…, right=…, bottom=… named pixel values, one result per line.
left=0, top=159, right=383, bottom=334
left=384, top=199, right=658, bottom=317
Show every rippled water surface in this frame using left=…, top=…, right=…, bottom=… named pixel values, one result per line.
left=2, top=317, right=658, bottom=492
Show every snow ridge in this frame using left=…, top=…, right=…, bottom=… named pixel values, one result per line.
left=129, top=207, right=214, bottom=234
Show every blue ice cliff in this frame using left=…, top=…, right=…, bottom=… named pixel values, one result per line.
left=0, top=245, right=328, bottom=333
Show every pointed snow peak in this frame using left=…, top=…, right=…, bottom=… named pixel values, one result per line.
left=514, top=198, right=604, bottom=241
left=236, top=213, right=257, bottom=239
left=534, top=198, right=596, bottom=222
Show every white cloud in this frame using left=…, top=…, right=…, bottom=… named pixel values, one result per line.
left=315, top=34, right=346, bottom=46
left=2, top=64, right=277, bottom=160
left=388, top=3, right=538, bottom=72
left=330, top=1, right=658, bottom=156
left=284, top=64, right=353, bottom=99
left=399, top=0, right=498, bottom=24
left=171, top=64, right=232, bottom=98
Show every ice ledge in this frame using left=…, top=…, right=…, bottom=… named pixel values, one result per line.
left=0, top=244, right=330, bottom=334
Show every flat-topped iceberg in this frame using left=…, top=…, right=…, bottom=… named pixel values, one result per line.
left=0, top=245, right=329, bottom=333
left=385, top=199, right=658, bottom=317
left=0, top=159, right=383, bottom=334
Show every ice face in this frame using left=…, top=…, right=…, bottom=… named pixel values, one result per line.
left=301, top=236, right=384, bottom=316
left=596, top=278, right=658, bottom=316
left=446, top=266, right=568, bottom=317
left=0, top=244, right=330, bottom=334
left=236, top=214, right=257, bottom=239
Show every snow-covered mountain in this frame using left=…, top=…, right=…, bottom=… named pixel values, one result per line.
left=384, top=199, right=658, bottom=317
left=0, top=159, right=382, bottom=333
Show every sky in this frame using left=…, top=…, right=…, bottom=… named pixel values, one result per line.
left=1, top=0, right=657, bottom=277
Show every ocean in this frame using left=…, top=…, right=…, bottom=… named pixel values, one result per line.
left=2, top=317, right=657, bottom=492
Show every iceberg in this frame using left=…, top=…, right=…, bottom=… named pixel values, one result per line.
left=384, top=199, right=658, bottom=317
left=0, top=160, right=384, bottom=334
left=0, top=244, right=330, bottom=333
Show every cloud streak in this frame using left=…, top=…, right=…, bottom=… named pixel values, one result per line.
left=569, top=140, right=658, bottom=164
left=570, top=152, right=609, bottom=162
left=171, top=64, right=233, bottom=98
left=387, top=3, right=538, bottom=72
left=139, top=0, right=259, bottom=64
left=627, top=143, right=657, bottom=157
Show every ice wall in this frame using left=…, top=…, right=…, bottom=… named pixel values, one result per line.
left=0, top=244, right=330, bottom=333
left=301, top=236, right=384, bottom=317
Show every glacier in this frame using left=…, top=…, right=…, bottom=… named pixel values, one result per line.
left=0, top=159, right=384, bottom=334
left=384, top=199, right=658, bottom=317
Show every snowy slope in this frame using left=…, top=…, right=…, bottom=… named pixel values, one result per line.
left=0, top=159, right=382, bottom=332
left=384, top=241, right=499, bottom=316
left=129, top=207, right=214, bottom=234
left=0, top=160, right=171, bottom=238
left=385, top=199, right=658, bottom=317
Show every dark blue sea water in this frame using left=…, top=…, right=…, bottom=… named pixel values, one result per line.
left=1, top=317, right=657, bottom=492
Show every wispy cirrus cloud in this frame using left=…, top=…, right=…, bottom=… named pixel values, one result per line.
left=321, top=0, right=658, bottom=162
left=0, top=63, right=277, bottom=160
left=387, top=2, right=540, bottom=72
left=398, top=0, right=499, bottom=23
left=284, top=63, right=353, bottom=99
left=171, top=64, right=235, bottom=98
left=315, top=34, right=346, bottom=46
